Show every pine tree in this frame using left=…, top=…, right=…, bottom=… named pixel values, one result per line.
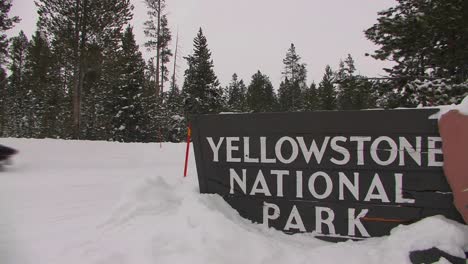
left=141, top=58, right=159, bottom=142
left=226, top=73, right=247, bottom=112
left=303, top=82, right=319, bottom=111
left=405, top=79, right=468, bottom=106
left=317, top=65, right=336, bottom=110
left=24, top=30, right=63, bottom=138
left=366, top=0, right=467, bottom=80
left=335, top=54, right=377, bottom=110
left=110, top=26, right=147, bottom=142
left=365, top=0, right=467, bottom=106
left=278, top=43, right=307, bottom=111
left=165, top=79, right=184, bottom=142
left=182, top=28, right=222, bottom=116
left=0, top=0, right=20, bottom=136
left=0, top=0, right=19, bottom=66
left=246, top=70, right=276, bottom=112
left=36, top=0, right=134, bottom=139
left=0, top=67, right=6, bottom=136
left=336, top=55, right=357, bottom=110
left=6, top=31, right=30, bottom=137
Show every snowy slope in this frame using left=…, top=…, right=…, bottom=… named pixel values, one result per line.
left=0, top=138, right=467, bottom=264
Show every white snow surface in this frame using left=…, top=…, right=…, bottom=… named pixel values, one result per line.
left=0, top=138, right=467, bottom=264
left=430, top=95, right=468, bottom=119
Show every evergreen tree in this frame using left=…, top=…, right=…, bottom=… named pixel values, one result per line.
left=246, top=70, right=276, bottom=112
left=36, top=0, right=134, bottom=139
left=278, top=43, right=307, bottom=111
left=182, top=28, right=222, bottom=116
left=226, top=73, right=247, bottom=112
left=317, top=65, right=336, bottom=110
left=366, top=0, right=467, bottom=80
left=303, top=82, right=319, bottom=111
left=0, top=0, right=20, bottom=136
left=365, top=0, right=467, bottom=106
left=24, top=30, right=64, bottom=138
left=110, top=26, right=147, bottom=142
left=405, top=79, right=468, bottom=106
left=141, top=58, right=159, bottom=142
left=82, top=43, right=112, bottom=140
left=336, top=55, right=357, bottom=110
left=165, top=79, right=184, bottom=142
left=0, top=0, right=19, bottom=66
left=6, top=31, right=30, bottom=137
left=336, top=55, right=377, bottom=110
left=0, top=67, right=6, bottom=136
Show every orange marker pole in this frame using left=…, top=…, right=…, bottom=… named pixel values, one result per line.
left=183, top=123, right=192, bottom=177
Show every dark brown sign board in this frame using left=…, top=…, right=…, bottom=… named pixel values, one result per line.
left=191, top=109, right=464, bottom=241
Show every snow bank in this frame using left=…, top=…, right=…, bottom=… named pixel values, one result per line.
left=89, top=174, right=468, bottom=264
left=430, top=95, right=468, bottom=119
left=0, top=138, right=466, bottom=264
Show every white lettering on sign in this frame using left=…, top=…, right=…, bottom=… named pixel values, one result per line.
left=339, top=172, right=359, bottom=201
left=308, top=172, right=333, bottom=200
left=230, top=168, right=246, bottom=194
left=271, top=170, right=287, bottom=197
left=263, top=202, right=280, bottom=227
left=395, top=173, right=415, bottom=204
left=228, top=168, right=416, bottom=205
left=260, top=137, right=276, bottom=163
left=262, top=204, right=371, bottom=237
left=348, top=208, right=370, bottom=237
left=275, top=137, right=299, bottom=164
left=370, top=136, right=398, bottom=166
left=250, top=170, right=271, bottom=196
left=364, top=173, right=390, bottom=203
left=330, top=136, right=350, bottom=165
left=296, top=171, right=303, bottom=198
left=428, top=137, right=443, bottom=167
left=207, top=137, right=224, bottom=162
left=205, top=134, right=444, bottom=238
left=284, top=205, right=306, bottom=232
left=226, top=137, right=241, bottom=162
left=316, top=207, right=336, bottom=235
left=399, top=137, right=422, bottom=166
left=350, top=136, right=371, bottom=165
left=297, top=136, right=330, bottom=164
left=206, top=136, right=443, bottom=167
left=244, top=137, right=259, bottom=163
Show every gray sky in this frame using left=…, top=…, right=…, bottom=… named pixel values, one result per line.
left=9, top=0, right=396, bottom=88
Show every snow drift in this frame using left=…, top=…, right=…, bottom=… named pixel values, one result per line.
left=0, top=138, right=466, bottom=264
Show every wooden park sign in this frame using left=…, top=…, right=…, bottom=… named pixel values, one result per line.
left=191, top=109, right=464, bottom=241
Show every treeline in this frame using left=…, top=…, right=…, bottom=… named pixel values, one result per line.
left=0, top=0, right=466, bottom=143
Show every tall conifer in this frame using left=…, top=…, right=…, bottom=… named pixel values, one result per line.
left=246, top=71, right=276, bottom=112
left=317, top=65, right=336, bottom=110
left=182, top=28, right=222, bottom=116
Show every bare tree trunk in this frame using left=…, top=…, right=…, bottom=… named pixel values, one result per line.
left=72, top=0, right=82, bottom=139
left=155, top=0, right=161, bottom=98
left=72, top=0, right=88, bottom=139
left=160, top=62, right=164, bottom=96
left=171, top=30, right=179, bottom=91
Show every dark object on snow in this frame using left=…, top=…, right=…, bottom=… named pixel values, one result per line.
left=0, top=144, right=18, bottom=161
left=410, top=247, right=467, bottom=264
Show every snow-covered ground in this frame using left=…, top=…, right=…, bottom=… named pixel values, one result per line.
left=0, top=138, right=467, bottom=264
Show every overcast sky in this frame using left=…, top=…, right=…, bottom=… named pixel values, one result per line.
left=9, top=0, right=396, bottom=88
